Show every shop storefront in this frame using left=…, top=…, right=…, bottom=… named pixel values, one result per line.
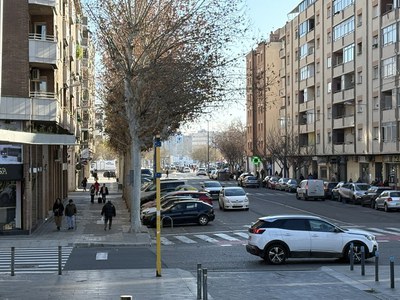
left=0, top=144, right=23, bottom=232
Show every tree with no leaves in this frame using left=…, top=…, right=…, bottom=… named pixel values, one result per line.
left=85, top=0, right=247, bottom=231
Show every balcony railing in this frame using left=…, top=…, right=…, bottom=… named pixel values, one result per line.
left=29, top=34, right=58, bottom=65
left=0, top=95, right=59, bottom=122
left=28, top=0, right=56, bottom=6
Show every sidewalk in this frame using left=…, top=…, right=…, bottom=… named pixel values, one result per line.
left=0, top=179, right=399, bottom=299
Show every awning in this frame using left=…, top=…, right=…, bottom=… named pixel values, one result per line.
left=0, top=129, right=77, bottom=145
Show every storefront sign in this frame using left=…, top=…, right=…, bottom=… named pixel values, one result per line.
left=0, top=164, right=23, bottom=180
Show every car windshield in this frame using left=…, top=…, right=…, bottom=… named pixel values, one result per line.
left=247, top=176, right=257, bottom=180
left=355, top=184, right=369, bottom=191
left=390, top=192, right=400, bottom=197
left=205, top=182, right=221, bottom=187
left=225, top=188, right=245, bottom=196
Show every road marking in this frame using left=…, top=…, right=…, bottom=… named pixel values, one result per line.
left=367, top=228, right=399, bottom=235
left=386, top=227, right=400, bottom=233
left=214, top=233, right=240, bottom=241
left=96, top=252, right=108, bottom=260
left=160, top=237, right=174, bottom=245
left=174, top=236, right=197, bottom=244
left=194, top=234, right=219, bottom=243
left=234, top=232, right=249, bottom=239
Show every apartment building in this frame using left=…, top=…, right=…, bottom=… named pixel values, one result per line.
left=0, top=0, right=95, bottom=233
left=247, top=0, right=400, bottom=186
left=246, top=31, right=282, bottom=175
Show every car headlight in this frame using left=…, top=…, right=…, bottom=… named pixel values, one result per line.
left=365, top=235, right=376, bottom=241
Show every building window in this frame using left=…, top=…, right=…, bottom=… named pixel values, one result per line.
left=357, top=71, right=362, bottom=84
left=372, top=126, right=379, bottom=140
left=299, top=18, right=315, bottom=38
left=328, top=131, right=332, bottom=143
left=373, top=66, right=379, bottom=79
left=372, top=5, right=378, bottom=18
left=372, top=35, right=379, bottom=48
left=316, top=38, right=320, bottom=49
left=299, top=44, right=308, bottom=59
left=333, top=16, right=355, bottom=41
left=316, top=61, right=320, bottom=73
left=357, top=13, right=362, bottom=26
left=300, top=64, right=314, bottom=81
left=316, top=133, right=321, bottom=144
left=316, top=85, right=321, bottom=97
left=327, top=107, right=332, bottom=119
left=327, top=82, right=332, bottom=94
left=373, top=96, right=379, bottom=109
left=381, top=122, right=397, bottom=142
left=333, top=0, right=354, bottom=14
left=343, top=43, right=354, bottom=63
left=357, top=128, right=363, bottom=141
left=382, top=24, right=397, bottom=46
left=382, top=56, right=396, bottom=78
left=327, top=57, right=332, bottom=68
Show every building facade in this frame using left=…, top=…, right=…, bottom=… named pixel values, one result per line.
left=247, top=0, right=400, bottom=186
left=0, top=0, right=95, bottom=233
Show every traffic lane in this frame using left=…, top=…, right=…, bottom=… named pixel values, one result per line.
left=155, top=242, right=379, bottom=272
left=247, top=188, right=400, bottom=227
left=64, top=247, right=165, bottom=270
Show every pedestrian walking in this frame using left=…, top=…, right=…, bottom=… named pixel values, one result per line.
left=65, top=199, right=77, bottom=230
left=166, top=169, right=169, bottom=178
left=101, top=200, right=116, bottom=231
left=100, top=183, right=109, bottom=203
left=81, top=177, right=88, bottom=191
left=53, top=198, right=64, bottom=231
left=94, top=180, right=100, bottom=195
left=90, top=184, right=96, bottom=203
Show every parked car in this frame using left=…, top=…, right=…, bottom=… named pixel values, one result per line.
left=182, top=167, right=191, bottom=173
left=296, top=179, right=325, bottom=200
left=338, top=183, right=370, bottom=204
left=361, top=186, right=392, bottom=208
left=266, top=176, right=279, bottom=189
left=209, top=170, right=218, bottom=180
left=141, top=196, right=194, bottom=218
left=275, top=178, right=289, bottom=191
left=141, top=200, right=215, bottom=227
left=218, top=187, right=249, bottom=210
left=324, top=182, right=338, bottom=199
left=331, top=182, right=346, bottom=201
left=242, top=176, right=260, bottom=188
left=196, top=168, right=207, bottom=176
left=374, top=190, right=400, bottom=212
left=142, top=190, right=213, bottom=210
left=201, top=181, right=222, bottom=200
left=237, top=172, right=254, bottom=187
left=140, top=179, right=186, bottom=205
left=103, top=171, right=116, bottom=178
left=285, top=179, right=298, bottom=193
left=174, top=184, right=198, bottom=191
left=262, top=176, right=271, bottom=187
left=246, top=215, right=378, bottom=265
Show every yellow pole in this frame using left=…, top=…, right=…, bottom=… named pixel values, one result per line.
left=155, top=135, right=162, bottom=276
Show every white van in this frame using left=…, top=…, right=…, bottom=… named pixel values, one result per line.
left=296, top=179, right=325, bottom=201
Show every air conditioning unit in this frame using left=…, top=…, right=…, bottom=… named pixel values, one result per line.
left=31, top=69, right=40, bottom=80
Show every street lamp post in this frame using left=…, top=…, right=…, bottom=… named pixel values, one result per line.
left=207, top=120, right=210, bottom=172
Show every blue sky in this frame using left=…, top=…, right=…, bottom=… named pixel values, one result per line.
left=187, top=0, right=302, bottom=133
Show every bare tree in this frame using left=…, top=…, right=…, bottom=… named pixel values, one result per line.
left=85, top=0, right=247, bottom=231
left=213, top=120, right=246, bottom=172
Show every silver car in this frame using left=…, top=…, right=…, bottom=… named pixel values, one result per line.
left=374, top=190, right=400, bottom=212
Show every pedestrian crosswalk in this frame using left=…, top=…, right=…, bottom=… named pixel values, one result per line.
left=152, top=226, right=400, bottom=246
left=0, top=246, right=73, bottom=274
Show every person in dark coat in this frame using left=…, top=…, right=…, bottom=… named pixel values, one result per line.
left=100, top=184, right=109, bottom=203
left=53, top=198, right=64, bottom=231
left=90, top=184, right=96, bottom=203
left=81, top=177, right=88, bottom=191
left=101, top=200, right=116, bottom=231
left=65, top=199, right=77, bottom=230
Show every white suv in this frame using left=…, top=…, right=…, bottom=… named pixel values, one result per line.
left=246, top=215, right=378, bottom=265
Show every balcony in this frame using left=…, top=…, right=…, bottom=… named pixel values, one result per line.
left=0, top=95, right=59, bottom=122
left=28, top=0, right=56, bottom=7
left=29, top=34, right=58, bottom=66
left=333, top=115, right=354, bottom=129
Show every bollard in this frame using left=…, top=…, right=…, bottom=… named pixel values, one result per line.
left=361, top=246, right=365, bottom=276
left=390, top=257, right=395, bottom=289
left=375, top=251, right=379, bottom=282
left=349, top=243, right=354, bottom=271
left=203, top=268, right=208, bottom=300
left=11, top=247, right=15, bottom=276
left=197, top=264, right=202, bottom=299
left=58, top=246, right=62, bottom=275
left=120, top=296, right=132, bottom=300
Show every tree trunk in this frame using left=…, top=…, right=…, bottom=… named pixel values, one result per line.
left=130, top=132, right=142, bottom=232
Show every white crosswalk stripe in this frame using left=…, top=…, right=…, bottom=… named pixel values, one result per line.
left=174, top=236, right=197, bottom=244
left=194, top=234, right=219, bottom=243
left=367, top=228, right=398, bottom=236
left=386, top=227, right=400, bottom=233
left=160, top=237, right=174, bottom=245
left=0, top=247, right=73, bottom=274
left=213, top=233, right=240, bottom=241
left=233, top=232, right=249, bottom=239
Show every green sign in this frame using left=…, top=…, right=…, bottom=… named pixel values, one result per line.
left=252, top=156, right=261, bottom=164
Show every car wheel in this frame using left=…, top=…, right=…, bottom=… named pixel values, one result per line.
left=338, top=195, right=343, bottom=203
left=219, top=201, right=222, bottom=210
left=346, top=242, right=366, bottom=264
left=370, top=201, right=375, bottom=209
left=198, top=215, right=209, bottom=226
left=374, top=202, right=379, bottom=210
left=384, top=204, right=390, bottom=212
left=264, top=244, right=287, bottom=265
